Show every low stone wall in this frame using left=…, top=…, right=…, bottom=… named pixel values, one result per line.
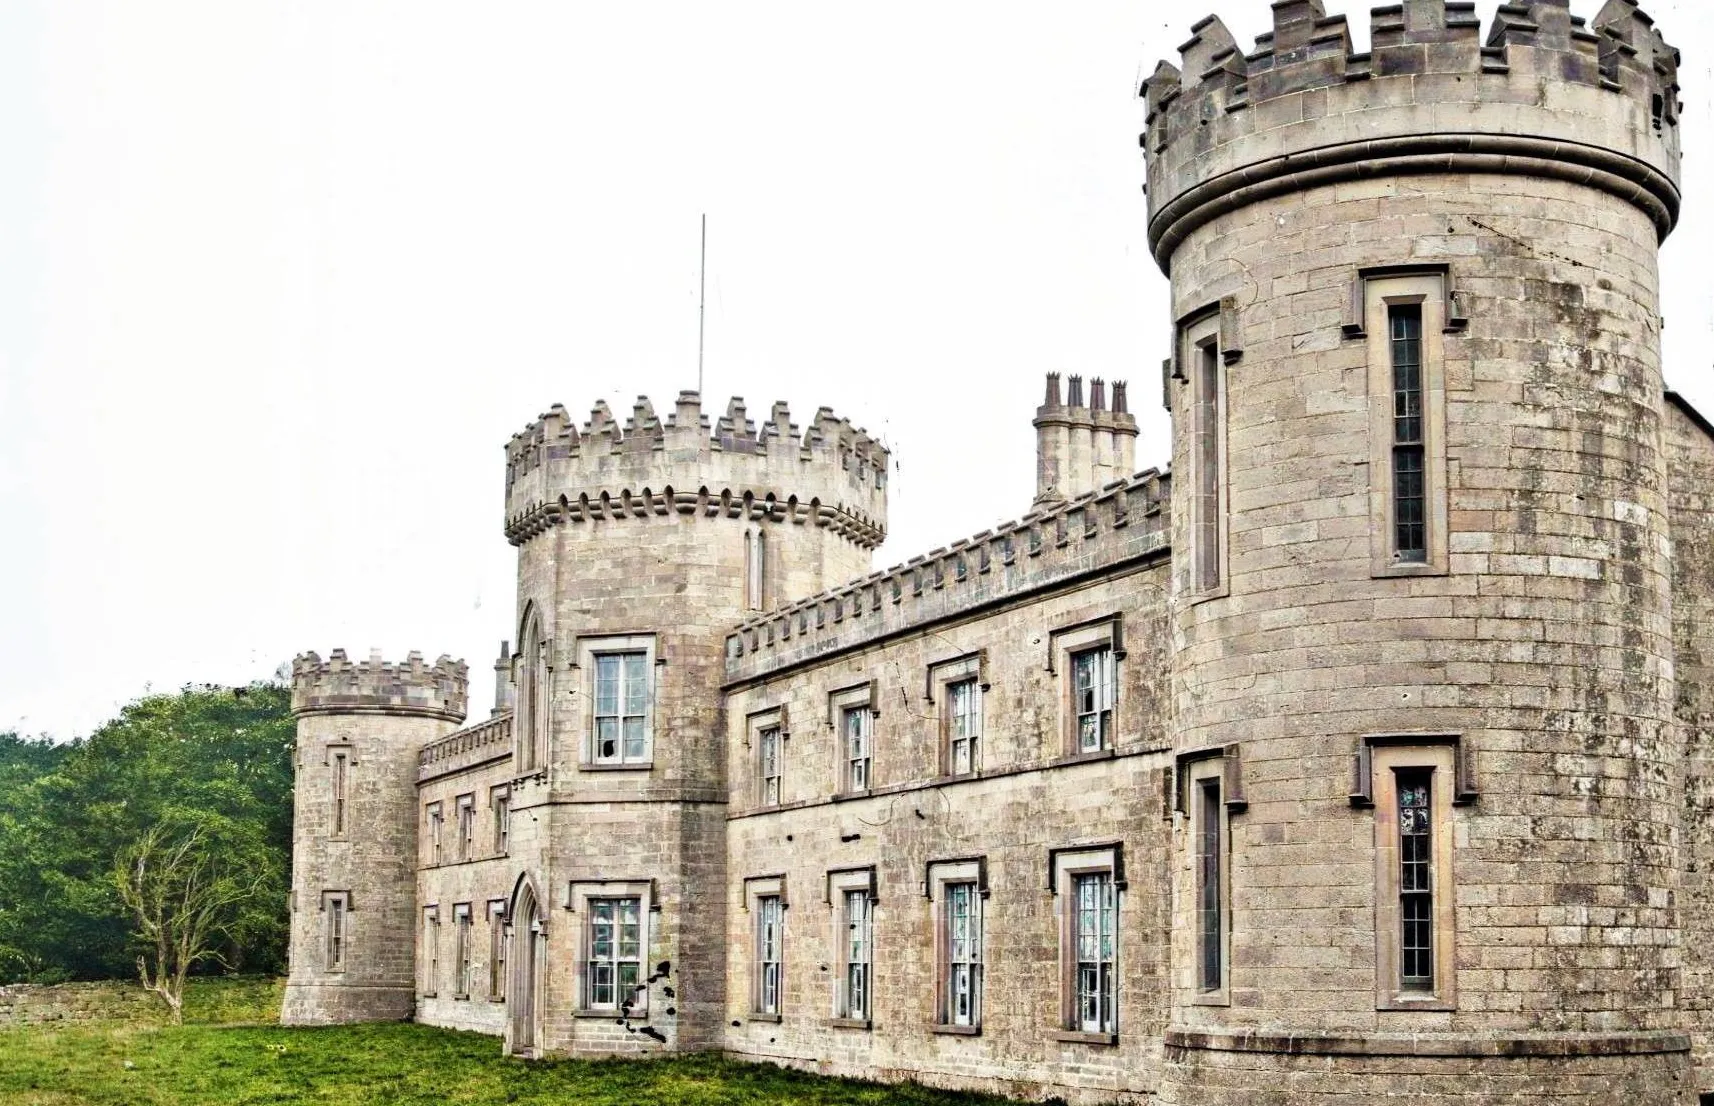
left=0, top=978, right=283, bottom=1028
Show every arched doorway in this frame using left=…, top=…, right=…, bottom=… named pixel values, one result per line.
left=509, top=881, right=543, bottom=1056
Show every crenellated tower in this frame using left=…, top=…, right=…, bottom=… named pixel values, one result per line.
left=1144, top=2, right=1688, bottom=1102
left=282, top=649, right=468, bottom=1025
left=498, top=390, right=886, bottom=1055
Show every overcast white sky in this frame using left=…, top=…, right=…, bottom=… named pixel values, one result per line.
left=1, top=1, right=1707, bottom=739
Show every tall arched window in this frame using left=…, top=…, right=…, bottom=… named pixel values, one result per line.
left=516, top=606, right=546, bottom=772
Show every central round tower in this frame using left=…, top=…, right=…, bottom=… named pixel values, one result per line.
left=1145, top=1, right=1686, bottom=1102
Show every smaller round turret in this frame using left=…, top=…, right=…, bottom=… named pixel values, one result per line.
left=282, top=649, right=467, bottom=1026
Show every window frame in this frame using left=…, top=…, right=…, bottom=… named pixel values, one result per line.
left=452, top=902, right=473, bottom=999
left=927, top=653, right=987, bottom=778
left=321, top=890, right=350, bottom=973
left=420, top=905, right=440, bottom=998
left=1364, top=273, right=1450, bottom=577
left=748, top=706, right=787, bottom=809
left=577, top=634, right=659, bottom=769
left=1182, top=309, right=1228, bottom=600
left=827, top=683, right=877, bottom=796
left=927, top=858, right=987, bottom=1033
left=745, top=875, right=788, bottom=1021
left=425, top=802, right=444, bottom=867
left=1186, top=758, right=1232, bottom=1006
left=1049, top=844, right=1123, bottom=1044
left=327, top=745, right=351, bottom=839
left=515, top=605, right=549, bottom=773
left=1368, top=743, right=1458, bottom=1010
left=567, top=879, right=654, bottom=1018
left=487, top=899, right=508, bottom=1002
left=490, top=785, right=510, bottom=856
left=827, top=867, right=876, bottom=1028
left=455, top=793, right=475, bottom=863
left=1049, top=619, right=1124, bottom=757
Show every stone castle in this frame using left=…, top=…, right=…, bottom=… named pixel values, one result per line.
left=282, top=1, right=1714, bottom=1101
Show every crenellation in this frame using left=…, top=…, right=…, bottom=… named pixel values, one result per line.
left=291, top=649, right=469, bottom=723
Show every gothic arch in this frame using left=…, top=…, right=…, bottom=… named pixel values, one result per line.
left=515, top=603, right=547, bottom=773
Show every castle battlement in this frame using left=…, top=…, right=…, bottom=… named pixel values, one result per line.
left=724, top=469, right=1169, bottom=682
left=1141, top=0, right=1682, bottom=270
left=503, top=391, right=888, bottom=549
left=290, top=649, right=469, bottom=722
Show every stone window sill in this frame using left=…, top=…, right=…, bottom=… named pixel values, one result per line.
left=830, top=789, right=873, bottom=803
left=1052, top=747, right=1117, bottom=768
left=420, top=992, right=437, bottom=999
left=931, top=1023, right=981, bottom=1036
left=829, top=1017, right=872, bottom=1031
left=1049, top=1029, right=1118, bottom=1046
left=453, top=992, right=469, bottom=1002
left=579, top=762, right=654, bottom=772
left=747, top=1012, right=782, bottom=1024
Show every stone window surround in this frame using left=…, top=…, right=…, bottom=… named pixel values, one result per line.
left=743, top=874, right=789, bottom=1021
left=746, top=704, right=789, bottom=809
left=487, top=898, right=508, bottom=1003
left=1048, top=616, right=1126, bottom=758
left=320, top=889, right=352, bottom=974
left=574, top=632, right=660, bottom=771
left=452, top=902, right=473, bottom=1000
left=827, top=681, right=877, bottom=797
left=514, top=604, right=549, bottom=775
left=925, top=856, right=988, bottom=1035
left=1178, top=304, right=1230, bottom=603
left=565, top=878, right=655, bottom=1018
left=825, top=866, right=877, bottom=1029
left=925, top=652, right=989, bottom=779
left=1047, top=842, right=1125, bottom=1046
left=489, top=784, right=510, bottom=857
left=1355, top=267, right=1454, bottom=578
left=420, top=904, right=440, bottom=998
left=1183, top=758, right=1233, bottom=1007
left=425, top=801, right=444, bottom=867
left=324, top=743, right=353, bottom=840
left=455, top=793, right=476, bottom=863
left=1358, top=739, right=1462, bottom=1012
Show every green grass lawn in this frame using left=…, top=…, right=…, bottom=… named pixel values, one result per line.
left=0, top=981, right=1016, bottom=1105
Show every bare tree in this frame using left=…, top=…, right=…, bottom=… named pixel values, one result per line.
left=112, top=823, right=260, bottom=1024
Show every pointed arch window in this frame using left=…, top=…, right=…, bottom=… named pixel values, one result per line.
left=745, top=529, right=767, bottom=611
left=516, top=606, right=548, bottom=773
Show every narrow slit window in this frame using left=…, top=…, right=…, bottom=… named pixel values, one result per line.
left=488, top=902, right=508, bottom=1001
left=454, top=904, right=472, bottom=997
left=422, top=908, right=439, bottom=996
left=756, top=894, right=783, bottom=1015
left=325, top=894, right=347, bottom=972
left=1398, top=768, right=1434, bottom=991
left=330, top=752, right=348, bottom=836
left=492, top=787, right=509, bottom=855
left=456, top=795, right=474, bottom=862
left=1390, top=305, right=1427, bottom=563
left=1196, top=778, right=1223, bottom=993
left=1195, top=338, right=1223, bottom=591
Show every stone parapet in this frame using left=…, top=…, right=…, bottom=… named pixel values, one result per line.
left=503, top=392, right=887, bottom=550
left=1140, top=0, right=1683, bottom=271
left=290, top=649, right=468, bottom=723
left=417, top=711, right=512, bottom=783
left=724, top=470, right=1169, bottom=683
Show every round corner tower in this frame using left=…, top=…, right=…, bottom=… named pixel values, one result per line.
left=498, top=389, right=886, bottom=1054
left=281, top=649, right=468, bottom=1026
left=1144, top=1, right=1687, bottom=1102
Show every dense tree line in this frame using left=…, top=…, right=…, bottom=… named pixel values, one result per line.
left=0, top=684, right=294, bottom=984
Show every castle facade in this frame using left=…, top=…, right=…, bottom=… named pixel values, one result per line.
left=283, top=2, right=1714, bottom=1102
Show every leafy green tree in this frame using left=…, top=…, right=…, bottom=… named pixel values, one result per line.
left=0, top=684, right=294, bottom=983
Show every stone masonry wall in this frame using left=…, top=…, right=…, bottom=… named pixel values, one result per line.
left=721, top=552, right=1173, bottom=1104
